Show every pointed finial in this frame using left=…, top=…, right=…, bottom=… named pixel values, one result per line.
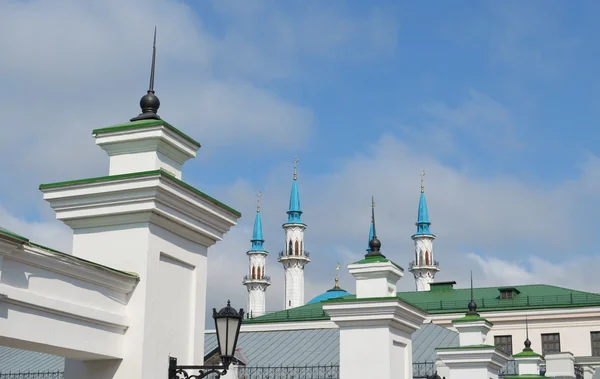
left=131, top=26, right=161, bottom=122
left=467, top=270, right=478, bottom=315
left=293, top=157, right=299, bottom=180
left=334, top=262, right=341, bottom=289
left=421, top=170, right=426, bottom=193
left=366, top=197, right=384, bottom=257
left=257, top=192, right=262, bottom=212
left=524, top=315, right=532, bottom=351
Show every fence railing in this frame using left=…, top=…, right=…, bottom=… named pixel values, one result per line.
left=499, top=359, right=518, bottom=377
left=238, top=365, right=339, bottom=379
left=0, top=371, right=63, bottom=379
left=278, top=250, right=311, bottom=259
left=242, top=275, right=272, bottom=283
left=411, top=292, right=600, bottom=312
left=409, top=261, right=440, bottom=270
left=575, top=364, right=584, bottom=379
left=413, top=361, right=436, bottom=378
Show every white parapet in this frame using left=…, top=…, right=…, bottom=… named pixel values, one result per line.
left=545, top=352, right=576, bottom=378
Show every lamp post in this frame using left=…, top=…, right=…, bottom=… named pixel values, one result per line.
left=168, top=300, right=244, bottom=379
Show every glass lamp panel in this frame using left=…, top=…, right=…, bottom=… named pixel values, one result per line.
left=215, top=317, right=228, bottom=356
left=225, top=317, right=241, bottom=356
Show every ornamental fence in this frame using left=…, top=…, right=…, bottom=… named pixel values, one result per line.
left=238, top=365, right=339, bottom=379
left=0, top=371, right=63, bottom=379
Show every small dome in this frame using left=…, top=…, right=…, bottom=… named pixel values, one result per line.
left=307, top=288, right=350, bottom=304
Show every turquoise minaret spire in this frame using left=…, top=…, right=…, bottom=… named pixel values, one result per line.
left=249, top=194, right=267, bottom=253
left=413, top=171, right=435, bottom=237
left=285, top=157, right=303, bottom=225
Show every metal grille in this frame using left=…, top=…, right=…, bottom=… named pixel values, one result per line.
left=0, top=372, right=64, bottom=379
left=238, top=365, right=339, bottom=379
left=413, top=362, right=436, bottom=378
left=575, top=364, right=584, bottom=379
left=499, top=359, right=518, bottom=377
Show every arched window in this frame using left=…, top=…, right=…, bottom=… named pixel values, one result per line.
left=425, top=251, right=430, bottom=265
left=252, top=266, right=256, bottom=279
left=295, top=240, right=299, bottom=255
left=301, top=241, right=303, bottom=255
left=288, top=240, right=293, bottom=255
left=257, top=266, right=261, bottom=279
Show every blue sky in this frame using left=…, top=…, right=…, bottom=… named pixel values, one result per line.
left=1, top=0, right=600, bottom=321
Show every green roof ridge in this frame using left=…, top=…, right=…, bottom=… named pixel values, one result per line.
left=352, top=255, right=403, bottom=270
left=513, top=350, right=542, bottom=357
left=92, top=119, right=201, bottom=147
left=0, top=228, right=139, bottom=279
left=39, top=169, right=241, bottom=217
left=0, top=227, right=29, bottom=242
left=452, top=313, right=493, bottom=325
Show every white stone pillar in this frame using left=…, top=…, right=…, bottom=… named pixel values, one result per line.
left=41, top=119, right=240, bottom=379
left=323, top=255, right=426, bottom=379
left=435, top=315, right=509, bottom=379
left=582, top=365, right=596, bottom=379
left=545, top=352, right=576, bottom=378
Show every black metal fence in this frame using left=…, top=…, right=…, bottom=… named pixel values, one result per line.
left=575, top=364, right=584, bottom=379
left=238, top=365, right=339, bottom=379
left=0, top=372, right=63, bottom=379
left=413, top=362, right=436, bottom=378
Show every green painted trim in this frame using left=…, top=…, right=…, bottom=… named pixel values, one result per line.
left=244, top=315, right=330, bottom=324
left=452, top=313, right=493, bottom=326
left=29, top=242, right=140, bottom=279
left=39, top=170, right=161, bottom=190
left=352, top=255, right=403, bottom=270
left=0, top=227, right=29, bottom=242
left=436, top=344, right=496, bottom=351
left=38, top=169, right=241, bottom=217
left=92, top=119, right=201, bottom=147
left=513, top=350, right=542, bottom=357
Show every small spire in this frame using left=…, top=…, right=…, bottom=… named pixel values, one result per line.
left=524, top=315, right=532, bottom=351
left=413, top=171, right=433, bottom=236
left=334, top=262, right=341, bottom=289
left=257, top=191, right=262, bottom=212
left=293, top=157, right=299, bottom=180
left=421, top=170, right=426, bottom=193
left=131, top=26, right=161, bottom=122
left=366, top=197, right=385, bottom=258
left=285, top=157, right=303, bottom=224
left=366, top=217, right=375, bottom=252
left=467, top=270, right=478, bottom=315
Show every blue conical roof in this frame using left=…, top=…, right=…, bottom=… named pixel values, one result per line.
left=413, top=191, right=434, bottom=236
left=285, top=178, right=304, bottom=225
left=249, top=210, right=267, bottom=253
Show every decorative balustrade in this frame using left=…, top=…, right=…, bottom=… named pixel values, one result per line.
left=242, top=275, right=271, bottom=283
left=277, top=250, right=311, bottom=259
left=408, top=260, right=440, bottom=270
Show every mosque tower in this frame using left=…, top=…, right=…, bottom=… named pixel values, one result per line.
left=278, top=158, right=310, bottom=309
left=243, top=192, right=271, bottom=318
left=408, top=171, right=440, bottom=291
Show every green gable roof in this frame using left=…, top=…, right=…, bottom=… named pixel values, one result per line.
left=245, top=284, right=600, bottom=324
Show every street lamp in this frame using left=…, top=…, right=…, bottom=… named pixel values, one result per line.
left=168, top=300, right=244, bottom=379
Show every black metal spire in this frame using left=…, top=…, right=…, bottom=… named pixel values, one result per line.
left=366, top=197, right=385, bottom=258
left=467, top=270, right=478, bottom=315
left=131, top=26, right=161, bottom=122
left=524, top=315, right=532, bottom=351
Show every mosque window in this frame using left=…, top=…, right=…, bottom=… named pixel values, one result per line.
left=498, top=287, right=520, bottom=299
left=494, top=335, right=513, bottom=356
left=288, top=240, right=292, bottom=255
left=257, top=267, right=261, bottom=279
left=252, top=266, right=256, bottom=280
left=542, top=333, right=561, bottom=355
left=425, top=251, right=430, bottom=265
left=295, top=241, right=299, bottom=255
left=592, top=332, right=600, bottom=356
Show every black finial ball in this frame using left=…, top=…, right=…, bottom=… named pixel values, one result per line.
left=140, top=91, right=160, bottom=114
left=468, top=299, right=477, bottom=313
left=369, top=236, right=381, bottom=251
left=524, top=338, right=532, bottom=350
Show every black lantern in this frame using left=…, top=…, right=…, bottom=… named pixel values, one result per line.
left=168, top=300, right=244, bottom=379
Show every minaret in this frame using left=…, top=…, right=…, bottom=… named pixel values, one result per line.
left=243, top=192, right=271, bottom=318
left=408, top=170, right=440, bottom=291
left=278, top=158, right=310, bottom=309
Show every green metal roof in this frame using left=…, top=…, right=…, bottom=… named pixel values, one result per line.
left=245, top=284, right=600, bottom=324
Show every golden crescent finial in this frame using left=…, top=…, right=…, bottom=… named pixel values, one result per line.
left=335, top=262, right=341, bottom=288
left=421, top=170, right=426, bottom=193
left=257, top=191, right=262, bottom=212
left=293, top=157, right=299, bottom=180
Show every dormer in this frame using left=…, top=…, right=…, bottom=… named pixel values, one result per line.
left=498, top=287, right=520, bottom=300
